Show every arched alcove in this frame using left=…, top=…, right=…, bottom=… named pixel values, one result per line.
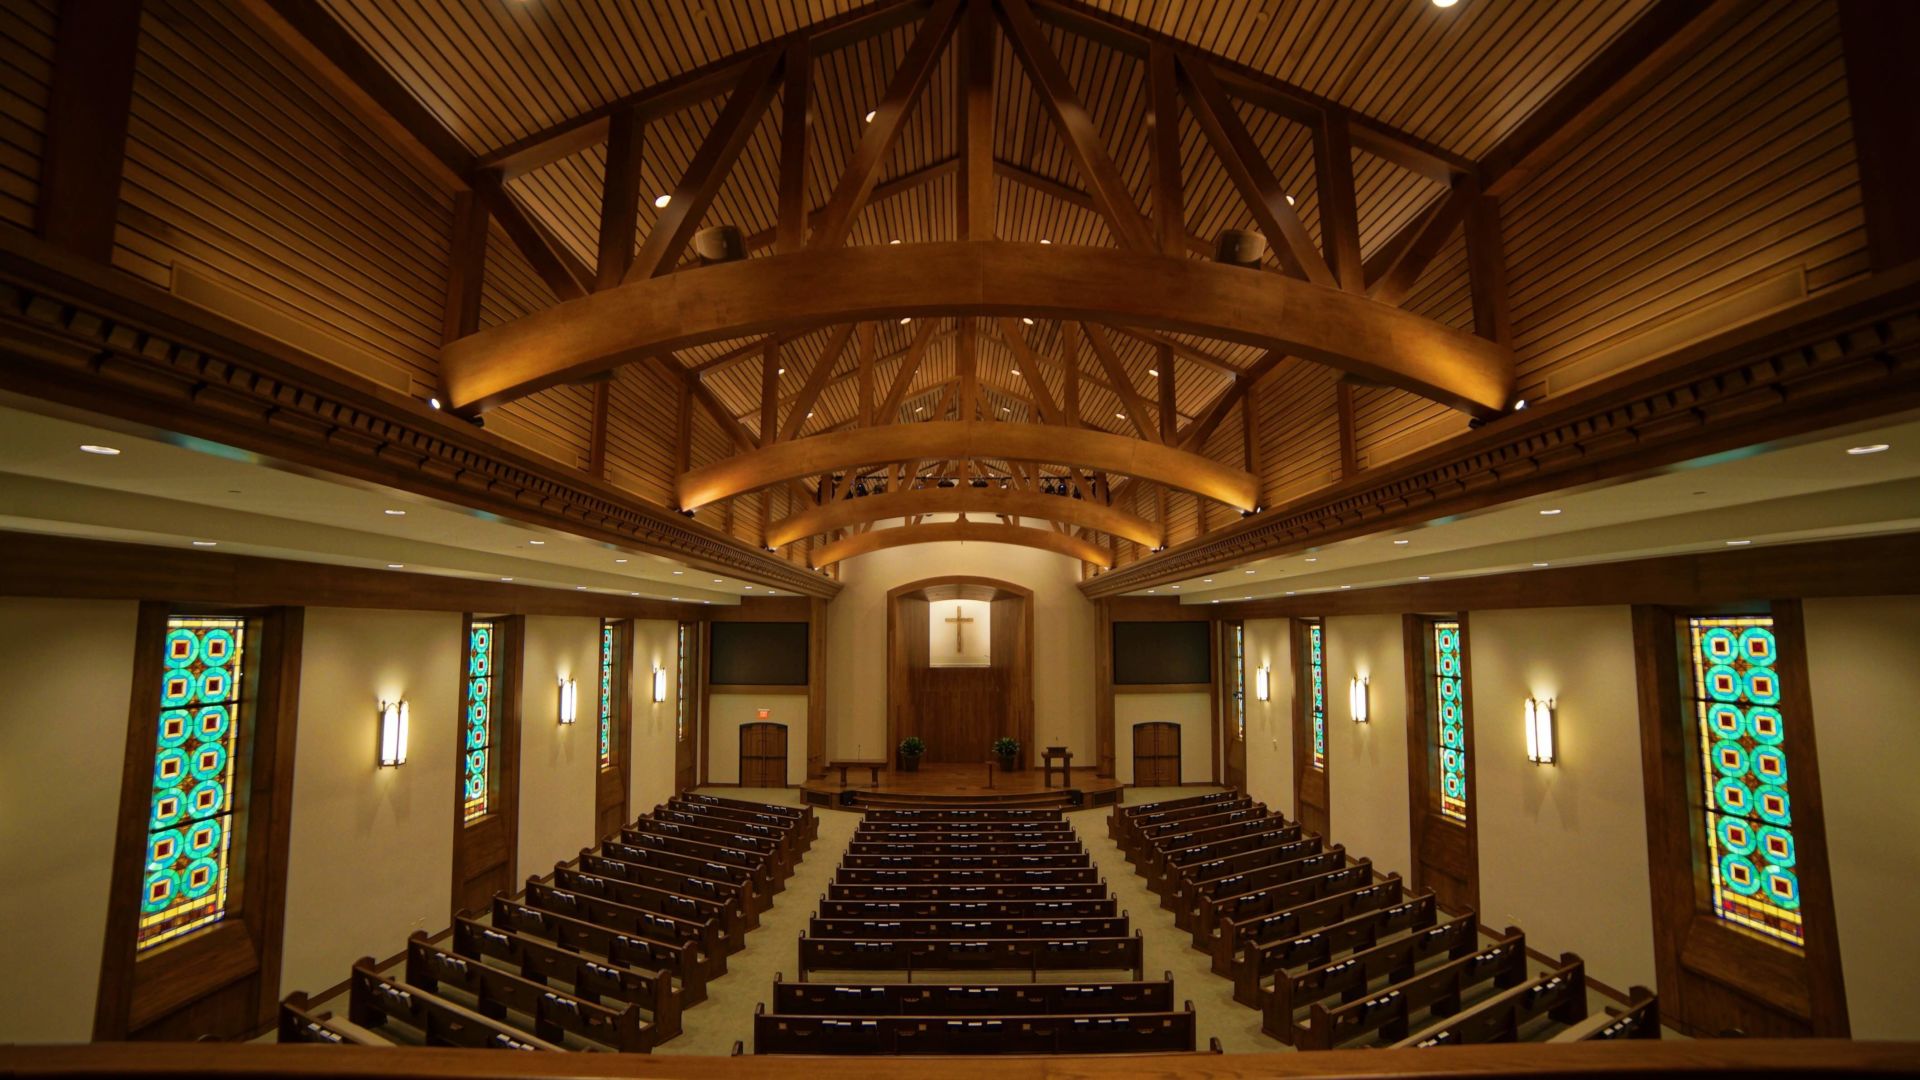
left=886, top=576, right=1035, bottom=768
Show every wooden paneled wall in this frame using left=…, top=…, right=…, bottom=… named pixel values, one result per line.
left=0, top=0, right=54, bottom=234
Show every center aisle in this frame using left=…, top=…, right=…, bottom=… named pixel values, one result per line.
left=655, top=788, right=859, bottom=1056
left=1067, top=787, right=1276, bottom=1054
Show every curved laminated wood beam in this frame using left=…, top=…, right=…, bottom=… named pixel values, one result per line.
left=440, top=241, right=1513, bottom=416
left=676, top=419, right=1260, bottom=511
left=810, top=519, right=1113, bottom=569
left=767, top=484, right=1163, bottom=548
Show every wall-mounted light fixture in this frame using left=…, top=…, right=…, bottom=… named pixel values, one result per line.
left=652, top=665, right=667, bottom=704
left=1255, top=663, right=1271, bottom=702
left=1349, top=676, right=1370, bottom=724
left=1525, top=697, right=1557, bottom=765
left=379, top=699, right=409, bottom=767
left=558, top=676, right=578, bottom=724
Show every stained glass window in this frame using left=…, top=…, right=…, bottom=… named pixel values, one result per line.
left=1688, top=615, right=1801, bottom=948
left=598, top=622, right=614, bottom=770
left=1433, top=621, right=1467, bottom=823
left=463, top=620, right=495, bottom=823
left=1309, top=623, right=1326, bottom=770
left=1231, top=623, right=1246, bottom=741
left=140, top=616, right=247, bottom=950
left=676, top=623, right=689, bottom=743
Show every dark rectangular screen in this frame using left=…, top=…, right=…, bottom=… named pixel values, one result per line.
left=1112, top=621, right=1210, bottom=684
left=709, top=621, right=809, bottom=685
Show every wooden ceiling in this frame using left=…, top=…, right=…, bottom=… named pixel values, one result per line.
left=323, top=0, right=1639, bottom=444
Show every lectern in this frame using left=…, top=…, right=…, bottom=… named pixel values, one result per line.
left=1042, top=746, right=1073, bottom=788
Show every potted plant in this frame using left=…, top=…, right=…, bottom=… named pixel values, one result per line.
left=897, top=736, right=926, bottom=773
left=992, top=736, right=1021, bottom=771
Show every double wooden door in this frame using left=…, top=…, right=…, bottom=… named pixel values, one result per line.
left=1132, top=722, right=1181, bottom=786
left=739, top=722, right=787, bottom=787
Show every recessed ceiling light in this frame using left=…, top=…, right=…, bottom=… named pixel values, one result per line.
left=387, top=563, right=405, bottom=569
left=500, top=576, right=514, bottom=582
left=1847, top=443, right=1890, bottom=455
left=703, top=600, right=712, bottom=604
left=1021, top=317, right=1034, bottom=325
left=1417, top=575, right=1431, bottom=581
left=899, top=316, right=912, bottom=325
left=713, top=578, right=724, bottom=583
left=1147, top=589, right=1156, bottom=594
left=888, top=238, right=902, bottom=245
left=653, top=194, right=671, bottom=208
left=384, top=509, right=406, bottom=516
left=529, top=539, right=545, bottom=545
left=1285, top=590, right=1296, bottom=596
left=1147, top=368, right=1160, bottom=377
left=615, top=558, right=627, bottom=564
left=1242, top=595, right=1252, bottom=600
left=192, top=540, right=217, bottom=547
left=1245, top=569, right=1256, bottom=574
left=575, top=585, right=587, bottom=590
left=429, top=397, right=442, bottom=410
left=864, top=109, right=877, bottom=122
left=1393, top=539, right=1410, bottom=545
left=1726, top=539, right=1753, bottom=546
left=630, top=592, right=640, bottom=596
left=1170, top=585, right=1180, bottom=590
left=1513, top=398, right=1527, bottom=410
left=1203, top=578, right=1213, bottom=583
left=1539, top=508, right=1562, bottom=516
left=743, top=585, right=753, bottom=589
left=1210, top=599, right=1220, bottom=604
left=1115, top=412, right=1126, bottom=419
left=1304, top=557, right=1317, bottom=563
left=79, top=444, right=121, bottom=455
left=1339, top=585, right=1351, bottom=590
left=1039, top=238, right=1051, bottom=245
left=1010, top=368, right=1021, bottom=376
left=1433, top=0, right=1459, bottom=7
left=777, top=366, right=786, bottom=375
left=1000, top=407, right=1011, bottom=414
left=672, top=570, right=684, bottom=575
left=1533, top=562, right=1550, bottom=567
left=671, top=596, right=679, bottom=600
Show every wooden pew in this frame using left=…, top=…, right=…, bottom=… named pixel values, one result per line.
left=817, top=897, right=1119, bottom=919
left=835, top=866, right=1101, bottom=886
left=1132, top=808, right=1277, bottom=866
left=1185, top=845, right=1344, bottom=940
left=1297, top=929, right=1528, bottom=1050
left=769, top=973, right=1177, bottom=1015
left=1210, top=862, right=1380, bottom=973
left=619, top=827, right=781, bottom=899
left=553, top=863, right=744, bottom=949
left=278, top=992, right=388, bottom=1046
left=752, top=1002, right=1196, bottom=1055
left=656, top=806, right=799, bottom=863
left=1145, top=823, right=1302, bottom=894
left=1110, top=790, right=1239, bottom=845
left=667, top=798, right=813, bottom=856
left=857, top=822, right=1076, bottom=839
left=1390, top=953, right=1587, bottom=1048
left=1166, top=836, right=1325, bottom=920
left=452, top=914, right=680, bottom=1040
left=523, top=879, right=723, bottom=979
left=842, top=852, right=1091, bottom=870
left=1128, top=799, right=1259, bottom=848
left=863, top=808, right=1063, bottom=823
left=1262, top=912, right=1478, bottom=1043
left=346, top=960, right=564, bottom=1051
left=806, top=915, right=1131, bottom=940
left=797, top=934, right=1145, bottom=982
left=492, top=895, right=709, bottom=1006
left=828, top=881, right=1111, bottom=902
left=580, top=848, right=758, bottom=928
left=602, top=839, right=768, bottom=914
left=1241, top=893, right=1437, bottom=1009
left=678, top=792, right=817, bottom=842
left=1553, top=985, right=1660, bottom=1042
left=404, top=934, right=651, bottom=1052
left=629, top=816, right=792, bottom=879
left=845, top=839, right=1085, bottom=857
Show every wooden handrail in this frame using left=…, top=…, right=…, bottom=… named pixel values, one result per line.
left=4, top=1039, right=1918, bottom=1077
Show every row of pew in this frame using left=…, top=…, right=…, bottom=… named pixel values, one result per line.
left=750, top=807, right=1213, bottom=1056
left=1112, top=790, right=1663, bottom=1049
left=279, top=793, right=815, bottom=1052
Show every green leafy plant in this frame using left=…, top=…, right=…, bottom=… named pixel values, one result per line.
left=992, top=736, right=1020, bottom=759
left=898, top=736, right=926, bottom=758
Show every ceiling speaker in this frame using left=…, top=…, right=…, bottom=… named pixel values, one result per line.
left=693, top=224, right=746, bottom=264
left=1214, top=228, right=1267, bottom=268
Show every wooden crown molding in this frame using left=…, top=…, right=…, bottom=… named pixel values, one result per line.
left=1080, top=263, right=1920, bottom=598
left=0, top=227, right=839, bottom=599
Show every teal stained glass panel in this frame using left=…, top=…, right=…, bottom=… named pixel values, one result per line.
left=1434, top=621, right=1467, bottom=822
left=1310, top=624, right=1325, bottom=770
left=464, top=621, right=494, bottom=822
left=1690, top=615, right=1802, bottom=948
left=599, top=624, right=614, bottom=769
left=140, top=616, right=246, bottom=950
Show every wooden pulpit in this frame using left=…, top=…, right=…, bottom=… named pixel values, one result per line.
left=1042, top=745, right=1073, bottom=788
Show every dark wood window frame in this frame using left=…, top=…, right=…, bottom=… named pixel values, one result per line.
left=595, top=618, right=633, bottom=840
left=1289, top=617, right=1329, bottom=839
left=451, top=613, right=523, bottom=920
left=1631, top=600, right=1849, bottom=1037
left=1403, top=612, right=1480, bottom=917
left=96, top=602, right=302, bottom=1041
left=1219, top=619, right=1247, bottom=790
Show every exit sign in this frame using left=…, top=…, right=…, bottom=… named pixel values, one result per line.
left=756, top=708, right=770, bottom=720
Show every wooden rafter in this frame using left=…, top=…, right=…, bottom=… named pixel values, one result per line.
left=1312, top=110, right=1364, bottom=294
left=856, top=322, right=877, bottom=425
left=1111, top=328, right=1240, bottom=377
left=810, top=0, right=966, bottom=250
left=440, top=192, right=488, bottom=345
left=1365, top=186, right=1470, bottom=305
left=595, top=108, right=645, bottom=290
left=958, top=0, right=995, bottom=241
left=471, top=169, right=591, bottom=301
left=1147, top=43, right=1185, bottom=260
left=36, top=0, right=141, bottom=262
left=774, top=39, right=812, bottom=255
left=625, top=50, right=783, bottom=284
left=745, top=157, right=958, bottom=253
left=778, top=323, right=859, bottom=442
left=997, top=0, right=1154, bottom=252
left=1080, top=323, right=1161, bottom=442
left=877, top=321, right=939, bottom=419
left=1000, top=319, right=1066, bottom=425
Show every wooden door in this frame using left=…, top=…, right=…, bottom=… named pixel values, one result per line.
left=1131, top=722, right=1181, bottom=786
left=739, top=722, right=787, bottom=787
left=453, top=615, right=521, bottom=919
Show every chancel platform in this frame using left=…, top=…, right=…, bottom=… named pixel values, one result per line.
left=800, top=762, right=1123, bottom=810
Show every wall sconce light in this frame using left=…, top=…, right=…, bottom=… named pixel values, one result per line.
left=1525, top=697, right=1557, bottom=765
left=1349, top=676, right=1369, bottom=724
left=1255, top=664, right=1271, bottom=702
left=378, top=699, right=409, bottom=768
left=652, top=665, right=667, bottom=704
left=558, top=676, right=577, bottom=725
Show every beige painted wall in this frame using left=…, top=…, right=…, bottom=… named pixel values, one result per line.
left=517, top=616, right=600, bottom=876
left=825, top=540, right=1094, bottom=764
left=1113, top=692, right=1212, bottom=784
left=1242, top=619, right=1294, bottom=812
left=1324, top=614, right=1411, bottom=878
left=281, top=607, right=459, bottom=997
left=1467, top=607, right=1656, bottom=993
left=708, top=693, right=808, bottom=785
left=628, top=619, right=680, bottom=816
left=0, top=599, right=138, bottom=1042
left=1803, top=595, right=1920, bottom=1039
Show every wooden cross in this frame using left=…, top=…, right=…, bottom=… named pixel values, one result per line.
left=944, top=604, right=974, bottom=652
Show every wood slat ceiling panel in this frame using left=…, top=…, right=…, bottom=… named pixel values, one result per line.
left=1199, top=401, right=1245, bottom=534
left=606, top=361, right=683, bottom=506
left=1502, top=0, right=1865, bottom=394
left=115, top=1, right=452, bottom=392
left=0, top=0, right=53, bottom=233
left=1252, top=359, right=1339, bottom=508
